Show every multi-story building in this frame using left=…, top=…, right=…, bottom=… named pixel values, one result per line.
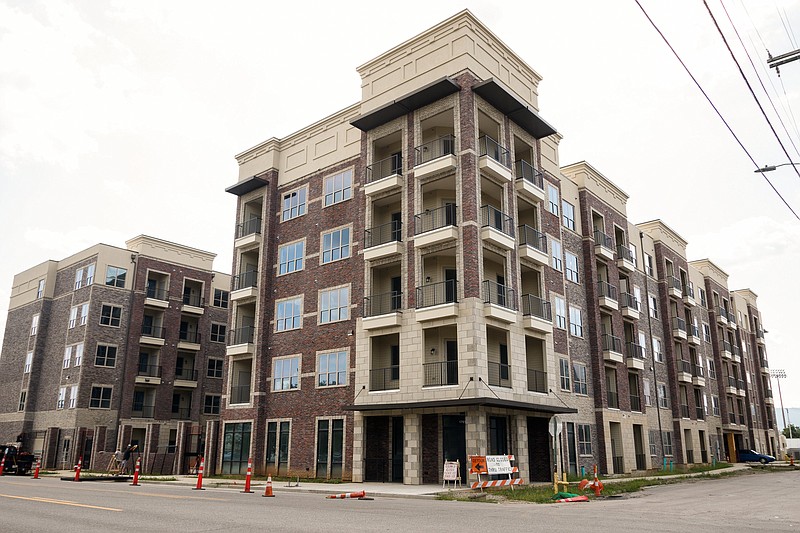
left=220, top=10, right=777, bottom=483
left=0, top=236, right=230, bottom=474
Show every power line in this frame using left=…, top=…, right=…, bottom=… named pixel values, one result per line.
left=632, top=0, right=800, bottom=220
left=777, top=3, right=798, bottom=48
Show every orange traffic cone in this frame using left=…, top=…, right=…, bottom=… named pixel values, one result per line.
left=262, top=475, right=275, bottom=497
left=32, top=458, right=41, bottom=479
left=192, top=456, right=205, bottom=491
left=130, top=457, right=141, bottom=486
left=242, top=458, right=254, bottom=494
left=73, top=456, right=83, bottom=482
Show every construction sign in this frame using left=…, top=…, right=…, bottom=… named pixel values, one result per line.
left=470, top=455, right=487, bottom=474
left=485, top=455, right=513, bottom=475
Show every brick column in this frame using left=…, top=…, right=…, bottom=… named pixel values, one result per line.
left=205, top=420, right=218, bottom=474
left=403, top=414, right=422, bottom=485
left=144, top=423, right=160, bottom=474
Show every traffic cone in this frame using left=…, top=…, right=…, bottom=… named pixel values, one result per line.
left=73, top=456, right=83, bottom=482
left=262, top=475, right=275, bottom=497
left=130, top=457, right=141, bottom=486
left=192, top=457, right=205, bottom=491
left=241, top=458, right=253, bottom=494
left=32, top=458, right=40, bottom=479
left=0, top=450, right=6, bottom=477
left=592, top=464, right=603, bottom=497
left=327, top=490, right=366, bottom=499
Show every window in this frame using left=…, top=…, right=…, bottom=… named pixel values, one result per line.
left=63, top=346, right=72, bottom=369
left=663, top=431, right=673, bottom=456
left=562, top=201, right=575, bottom=230
left=273, top=356, right=299, bottom=391
left=282, top=187, right=307, bottom=221
left=648, top=295, right=658, bottom=319
left=573, top=363, right=588, bottom=395
left=100, top=305, right=121, bottom=327
left=207, top=358, right=223, bottom=378
left=24, top=352, right=32, bottom=373
left=75, top=268, right=84, bottom=290
left=559, top=358, right=571, bottom=390
left=577, top=424, right=592, bottom=455
left=565, top=252, right=579, bottom=283
left=320, top=286, right=349, bottom=324
left=30, top=314, right=39, bottom=336
left=712, top=395, right=720, bottom=416
left=322, top=227, right=350, bottom=264
left=74, top=343, right=83, bottom=366
left=18, top=391, right=26, bottom=412
left=80, top=303, right=89, bottom=326
left=638, top=331, right=648, bottom=358
left=707, top=358, right=716, bottom=379
left=643, top=379, right=652, bottom=406
left=86, top=264, right=95, bottom=285
left=554, top=296, right=566, bottom=329
left=276, top=297, right=302, bottom=331
left=57, top=387, right=66, bottom=409
left=213, top=289, right=229, bottom=308
left=266, top=420, right=290, bottom=473
left=204, top=394, right=221, bottom=414
left=652, top=338, right=663, bottom=362
left=104, top=266, right=126, bottom=287
left=698, top=288, right=707, bottom=307
left=37, top=279, right=45, bottom=299
left=95, top=344, right=117, bottom=367
left=316, top=418, right=345, bottom=479
left=657, top=382, right=669, bottom=408
left=644, top=253, right=654, bottom=277
left=210, top=323, right=227, bottom=343
left=702, top=323, right=711, bottom=343
left=569, top=306, right=583, bottom=337
left=69, top=385, right=78, bottom=409
left=317, top=350, right=347, bottom=387
left=90, top=386, right=112, bottom=408
left=628, top=243, right=637, bottom=268
left=278, top=241, right=304, bottom=275
left=649, top=430, right=658, bottom=456
left=323, top=169, right=352, bottom=206
left=704, top=394, right=709, bottom=416
left=69, top=306, right=78, bottom=329
left=551, top=240, right=562, bottom=271
left=547, top=184, right=559, bottom=216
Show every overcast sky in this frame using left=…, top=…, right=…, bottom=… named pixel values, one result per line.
left=2, top=1, right=799, bottom=411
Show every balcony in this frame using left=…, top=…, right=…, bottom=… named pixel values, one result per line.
left=687, top=324, right=701, bottom=346
left=415, top=280, right=458, bottom=322
left=616, top=245, right=636, bottom=273
left=680, top=404, right=690, bottom=419
left=364, top=155, right=403, bottom=196
left=230, top=385, right=251, bottom=405
left=170, top=408, right=192, bottom=420
left=672, top=316, right=687, bottom=340
left=759, top=356, right=769, bottom=372
left=602, top=333, right=624, bottom=363
left=364, top=221, right=403, bottom=261
left=423, top=360, right=458, bottom=387
left=620, top=292, right=640, bottom=320
left=362, top=292, right=402, bottom=330
left=728, top=311, right=737, bottom=330
left=692, top=364, right=705, bottom=387
left=144, top=286, right=169, bottom=309
left=593, top=229, right=615, bottom=260
left=231, top=270, right=258, bottom=301
left=630, top=394, right=641, bottom=412
left=736, top=379, right=746, bottom=397
left=765, top=389, right=774, bottom=404
left=482, top=280, right=517, bottom=323
left=720, top=340, right=732, bottom=360
left=480, top=205, right=515, bottom=250
left=370, top=366, right=400, bottom=391
left=414, top=205, right=458, bottom=248
left=597, top=280, right=618, bottom=310
left=135, top=365, right=163, bottom=385
left=178, top=330, right=201, bottom=351
left=732, top=345, right=741, bottom=363
left=487, top=361, right=511, bottom=388
left=478, top=135, right=512, bottom=182
left=522, top=294, right=553, bottom=334
left=182, top=293, right=205, bottom=315
left=140, top=325, right=166, bottom=346
left=235, top=217, right=262, bottom=249
left=514, top=160, right=545, bottom=203
left=131, top=404, right=155, bottom=418
left=517, top=225, right=548, bottom=266
left=227, top=326, right=255, bottom=356
left=756, top=328, right=765, bottom=345
left=716, top=306, right=728, bottom=325
left=696, top=406, right=705, bottom=420
left=527, top=368, right=547, bottom=393
left=725, top=376, right=738, bottom=395
left=677, top=359, right=692, bottom=383
left=683, top=282, right=696, bottom=307
left=607, top=390, right=619, bottom=410
left=174, top=367, right=198, bottom=387
left=625, top=342, right=645, bottom=370
left=414, top=135, right=456, bottom=180
left=668, top=276, right=682, bottom=298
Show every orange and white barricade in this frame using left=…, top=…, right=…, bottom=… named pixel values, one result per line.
left=469, top=454, right=524, bottom=491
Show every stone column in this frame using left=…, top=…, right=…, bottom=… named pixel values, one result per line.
left=403, top=414, right=422, bottom=485
left=205, top=420, right=218, bottom=475
left=144, top=423, right=160, bottom=474
left=352, top=412, right=364, bottom=482
left=465, top=410, right=487, bottom=456
left=174, top=421, right=189, bottom=475
left=514, top=414, right=530, bottom=481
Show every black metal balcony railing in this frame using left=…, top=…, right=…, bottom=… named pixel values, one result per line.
left=482, top=280, right=516, bottom=310
left=680, top=404, right=690, bottom=418
left=692, top=364, right=704, bottom=378
left=718, top=305, right=728, bottom=320
left=690, top=324, right=700, bottom=337
left=414, top=135, right=455, bottom=166
left=518, top=225, right=547, bottom=252
left=602, top=333, right=623, bottom=353
left=416, top=279, right=458, bottom=308
left=616, top=244, right=634, bottom=263
left=765, top=389, right=773, bottom=398
left=515, top=160, right=544, bottom=190
left=478, top=135, right=511, bottom=168
left=738, top=414, right=746, bottom=425
left=480, top=205, right=514, bottom=237
left=728, top=412, right=737, bottom=424
left=621, top=292, right=640, bottom=311
left=728, top=310, right=736, bottom=323
left=137, top=364, right=162, bottom=377
left=625, top=342, right=645, bottom=361
left=679, top=359, right=692, bottom=374
left=760, top=356, right=769, bottom=369
left=607, top=390, right=619, bottom=409
left=630, top=394, right=641, bottom=412
left=683, top=282, right=695, bottom=298
left=672, top=316, right=687, bottom=332
left=597, top=280, right=618, bottom=301
left=237, top=217, right=262, bottom=238
left=521, top=294, right=552, bottom=321
left=366, top=155, right=403, bottom=183
left=696, top=406, right=705, bottom=420
left=171, top=407, right=191, bottom=420
left=414, top=204, right=457, bottom=234
left=594, top=229, right=613, bottom=250
left=141, top=324, right=166, bottom=339
left=233, top=270, right=258, bottom=291
left=363, top=291, right=402, bottom=317
left=174, top=367, right=198, bottom=381
left=487, top=361, right=511, bottom=387
left=721, top=340, right=732, bottom=353
left=146, top=285, right=168, bottom=300
left=182, top=293, right=204, bottom=307
left=669, top=276, right=682, bottom=292
left=423, top=361, right=458, bottom=387
left=756, top=328, right=765, bottom=339
left=370, top=366, right=400, bottom=391
left=732, top=345, right=741, bottom=357
left=365, top=220, right=402, bottom=248
left=527, top=368, right=547, bottom=393
left=228, top=326, right=255, bottom=345
left=179, top=330, right=201, bottom=344
left=230, top=385, right=250, bottom=404
left=727, top=376, right=738, bottom=388
left=132, top=404, right=155, bottom=418
left=737, top=379, right=746, bottom=390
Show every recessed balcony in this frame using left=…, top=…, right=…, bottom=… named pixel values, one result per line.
left=226, top=327, right=255, bottom=356
left=514, top=160, right=545, bottom=203
left=229, top=384, right=251, bottom=405
left=174, top=367, right=199, bottom=388
left=234, top=217, right=262, bottom=250
left=765, top=389, right=774, bottom=404
left=736, top=379, right=746, bottom=397
left=687, top=325, right=701, bottom=346
left=480, top=205, right=515, bottom=250
left=135, top=365, right=163, bottom=385
left=602, top=333, right=624, bottom=363
left=668, top=276, right=682, bottom=298
left=731, top=345, right=741, bottom=363
left=616, top=245, right=636, bottom=273
left=140, top=325, right=166, bottom=347
left=683, top=283, right=696, bottom=307
left=593, top=229, right=615, bottom=260
left=478, top=135, right=512, bottom=183
left=414, top=205, right=458, bottom=248
left=756, top=329, right=766, bottom=345
left=181, top=293, right=205, bottom=315
left=178, top=331, right=201, bottom=351
left=415, top=280, right=458, bottom=322
left=672, top=316, right=687, bottom=340
left=725, top=376, right=738, bottom=395
left=620, top=292, right=640, bottom=320
left=364, top=155, right=403, bottom=196
left=370, top=366, right=400, bottom=391
left=423, top=360, right=458, bottom=387
left=364, top=221, right=403, bottom=261
left=716, top=306, right=728, bottom=326
left=131, top=404, right=155, bottom=419
left=362, top=292, right=402, bottom=330
left=413, top=135, right=456, bottom=180
left=720, top=340, right=732, bottom=360
left=517, top=225, right=548, bottom=266
left=759, top=356, right=769, bottom=372
left=625, top=342, right=645, bottom=370
left=488, top=361, right=512, bottom=388
left=482, top=280, right=517, bottom=323
left=231, top=270, right=258, bottom=301
left=597, top=280, right=618, bottom=311
left=692, top=364, right=705, bottom=387
left=527, top=368, right=547, bottom=393
left=144, top=287, right=169, bottom=309
left=677, top=359, right=692, bottom=383
left=521, top=294, right=553, bottom=334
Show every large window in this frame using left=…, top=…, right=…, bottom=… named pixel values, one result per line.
left=95, top=344, right=117, bottom=367
left=644, top=253, right=654, bottom=277
left=547, top=184, right=559, bottom=216
left=282, top=187, right=307, bottom=221
left=222, top=422, right=251, bottom=475
left=105, top=266, right=127, bottom=288
left=663, top=431, right=673, bottom=456
left=648, top=295, right=658, bottom=319
left=711, top=395, right=720, bottom=416
left=276, top=297, right=302, bottom=331
left=322, top=227, right=350, bottom=264
left=316, top=418, right=344, bottom=479
left=652, top=338, right=663, bottom=362
left=320, top=286, right=349, bottom=324
left=559, top=358, right=571, bottom=391
left=657, top=382, right=669, bottom=408
left=569, top=306, right=583, bottom=337
left=317, top=351, right=347, bottom=387
left=643, top=379, right=652, bottom=406
left=278, top=241, right=304, bottom=275
left=577, top=424, right=592, bottom=455
left=266, top=421, right=290, bottom=475
left=210, top=323, right=227, bottom=343
left=554, top=296, right=566, bottom=329
left=702, top=323, right=711, bottom=342
left=565, top=252, right=579, bottom=283
left=572, top=363, right=588, bottom=395
left=323, top=169, right=352, bottom=207
left=100, top=304, right=121, bottom=327
left=273, top=356, right=300, bottom=391
left=551, top=239, right=562, bottom=271
left=213, top=289, right=229, bottom=308
left=562, top=200, right=575, bottom=230
left=89, top=386, right=112, bottom=409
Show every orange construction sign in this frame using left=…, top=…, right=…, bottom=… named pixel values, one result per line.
left=470, top=455, right=487, bottom=474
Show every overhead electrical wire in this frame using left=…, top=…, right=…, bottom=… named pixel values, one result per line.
left=633, top=0, right=799, bottom=220
left=777, top=4, right=798, bottom=48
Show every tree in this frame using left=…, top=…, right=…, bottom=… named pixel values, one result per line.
left=782, top=424, right=800, bottom=438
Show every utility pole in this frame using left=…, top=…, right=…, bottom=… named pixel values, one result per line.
left=768, top=49, right=800, bottom=76
left=770, top=369, right=789, bottom=438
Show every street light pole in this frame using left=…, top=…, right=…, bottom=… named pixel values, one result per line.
left=754, top=163, right=800, bottom=173
left=771, top=369, right=788, bottom=437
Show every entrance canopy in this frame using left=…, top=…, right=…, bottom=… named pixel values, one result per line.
left=345, top=397, right=577, bottom=414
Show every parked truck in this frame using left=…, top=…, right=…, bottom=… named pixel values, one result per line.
left=0, top=444, right=35, bottom=475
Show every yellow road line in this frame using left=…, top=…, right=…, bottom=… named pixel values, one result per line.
left=0, top=492, right=122, bottom=512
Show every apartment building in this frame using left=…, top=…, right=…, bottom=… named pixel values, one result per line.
left=224, top=10, right=778, bottom=482
left=0, top=236, right=230, bottom=474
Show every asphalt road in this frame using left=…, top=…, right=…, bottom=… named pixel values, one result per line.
left=0, top=470, right=797, bottom=532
